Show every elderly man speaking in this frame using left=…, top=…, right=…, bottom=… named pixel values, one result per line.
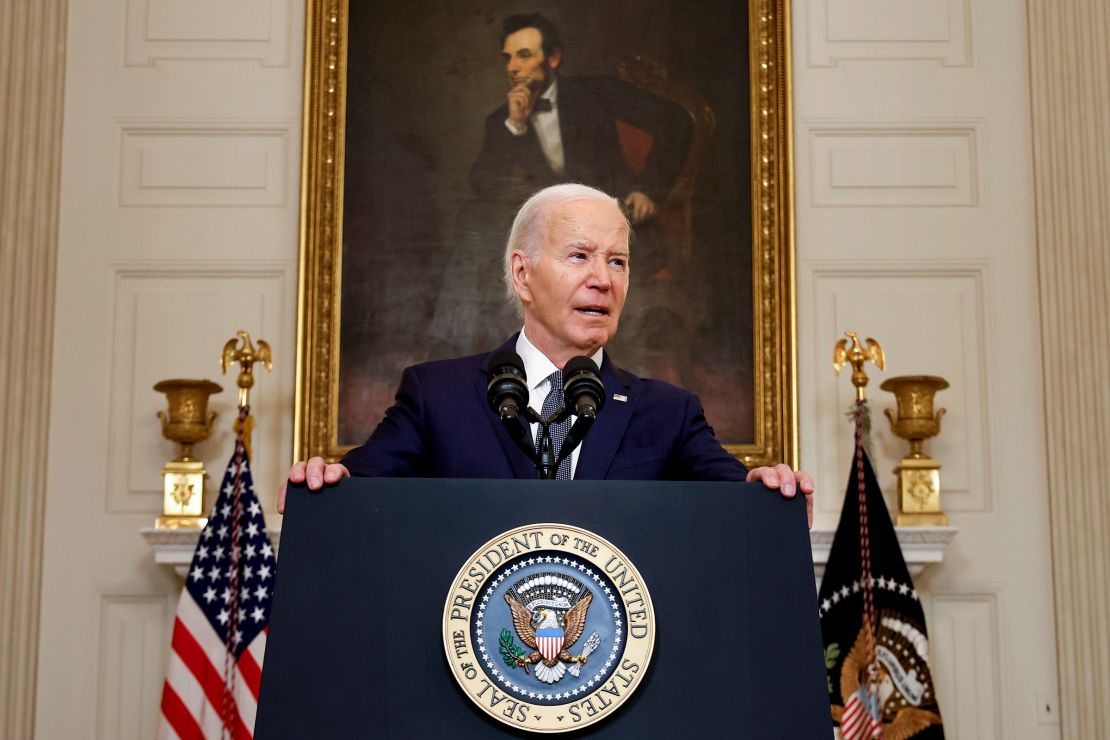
left=282, top=184, right=813, bottom=522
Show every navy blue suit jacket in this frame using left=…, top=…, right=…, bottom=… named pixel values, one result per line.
left=340, top=337, right=747, bottom=481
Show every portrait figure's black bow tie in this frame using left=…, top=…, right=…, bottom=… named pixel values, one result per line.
left=531, top=98, right=553, bottom=114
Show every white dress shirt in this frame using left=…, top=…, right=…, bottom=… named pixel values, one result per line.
left=515, top=329, right=603, bottom=478
left=504, top=80, right=565, bottom=175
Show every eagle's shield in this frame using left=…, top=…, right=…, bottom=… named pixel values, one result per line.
left=536, top=628, right=564, bottom=661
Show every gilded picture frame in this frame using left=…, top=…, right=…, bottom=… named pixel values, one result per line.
left=294, top=0, right=796, bottom=469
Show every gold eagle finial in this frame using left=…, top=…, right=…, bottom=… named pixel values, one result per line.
left=220, top=331, right=272, bottom=460
left=833, top=330, right=885, bottom=401
left=220, top=330, right=272, bottom=408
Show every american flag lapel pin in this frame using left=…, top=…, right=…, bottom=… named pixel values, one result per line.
left=613, top=393, right=628, bottom=402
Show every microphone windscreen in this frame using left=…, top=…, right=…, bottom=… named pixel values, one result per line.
left=488, top=351, right=526, bottom=379
left=487, top=351, right=529, bottom=417
left=562, top=355, right=599, bottom=378
left=562, top=355, right=604, bottom=416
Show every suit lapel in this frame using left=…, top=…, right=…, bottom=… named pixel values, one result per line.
left=475, top=336, right=536, bottom=479
left=574, top=354, right=636, bottom=480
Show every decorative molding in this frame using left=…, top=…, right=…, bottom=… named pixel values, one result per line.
left=105, top=263, right=289, bottom=513
left=1028, top=1, right=1110, bottom=735
left=118, top=123, right=292, bottom=207
left=806, top=0, right=972, bottom=67
left=125, top=0, right=292, bottom=67
left=142, top=527, right=282, bottom=577
left=810, top=526, right=957, bottom=584
left=808, top=262, right=994, bottom=515
left=94, top=588, right=177, bottom=738
left=927, top=590, right=1002, bottom=739
left=0, top=0, right=66, bottom=736
left=806, top=124, right=980, bottom=207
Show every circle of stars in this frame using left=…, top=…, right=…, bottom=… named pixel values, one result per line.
left=818, top=575, right=919, bottom=619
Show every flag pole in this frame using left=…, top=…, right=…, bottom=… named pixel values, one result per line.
left=219, top=331, right=271, bottom=738
left=833, top=331, right=887, bottom=728
left=220, top=331, right=272, bottom=460
left=823, top=332, right=945, bottom=738
left=157, top=333, right=278, bottom=739
left=221, top=405, right=249, bottom=738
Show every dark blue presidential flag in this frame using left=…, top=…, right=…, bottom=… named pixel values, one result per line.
left=818, top=401, right=944, bottom=740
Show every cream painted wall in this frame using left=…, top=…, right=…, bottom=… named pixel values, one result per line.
left=31, top=0, right=1061, bottom=738
left=35, top=0, right=304, bottom=736
left=794, top=1, right=1058, bottom=738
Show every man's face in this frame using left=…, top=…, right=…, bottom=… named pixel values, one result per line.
left=513, top=199, right=630, bottom=364
left=502, top=27, right=560, bottom=92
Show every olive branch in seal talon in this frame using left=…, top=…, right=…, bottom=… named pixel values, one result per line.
left=499, top=628, right=530, bottom=674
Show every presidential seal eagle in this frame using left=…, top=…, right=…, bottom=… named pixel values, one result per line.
left=503, top=572, right=594, bottom=684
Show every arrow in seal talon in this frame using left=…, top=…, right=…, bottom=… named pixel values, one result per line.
left=568, top=632, right=601, bottom=677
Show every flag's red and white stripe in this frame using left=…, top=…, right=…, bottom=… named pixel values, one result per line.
left=158, top=591, right=267, bottom=740
left=841, top=691, right=883, bottom=740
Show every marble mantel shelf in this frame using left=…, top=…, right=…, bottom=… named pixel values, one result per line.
left=143, top=525, right=957, bottom=581
left=810, top=526, right=957, bottom=581
left=141, top=526, right=283, bottom=578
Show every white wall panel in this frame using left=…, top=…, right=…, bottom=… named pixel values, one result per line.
left=793, top=0, right=1057, bottom=736
left=125, top=0, right=291, bottom=67
left=119, top=125, right=291, bottom=207
left=106, top=265, right=289, bottom=513
left=95, top=589, right=176, bottom=740
left=808, top=0, right=971, bottom=66
left=808, top=125, right=979, bottom=207
left=928, top=591, right=1002, bottom=740
left=37, top=0, right=305, bottom=734
left=808, top=264, right=992, bottom=516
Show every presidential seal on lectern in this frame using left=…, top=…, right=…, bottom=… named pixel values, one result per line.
left=443, top=524, right=655, bottom=733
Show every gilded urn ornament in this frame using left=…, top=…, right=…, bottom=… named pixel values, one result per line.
left=880, top=375, right=950, bottom=526
left=153, top=378, right=223, bottom=529
left=154, top=379, right=222, bottom=460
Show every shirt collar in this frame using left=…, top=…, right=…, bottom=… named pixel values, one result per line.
left=539, top=79, right=558, bottom=109
left=516, top=328, right=603, bottom=392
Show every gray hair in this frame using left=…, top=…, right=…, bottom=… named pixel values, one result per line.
left=502, top=183, right=630, bottom=314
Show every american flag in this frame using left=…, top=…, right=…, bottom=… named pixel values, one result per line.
left=158, top=433, right=275, bottom=739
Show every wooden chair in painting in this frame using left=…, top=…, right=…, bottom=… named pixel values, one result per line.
left=607, top=56, right=718, bottom=385
left=614, top=55, right=717, bottom=276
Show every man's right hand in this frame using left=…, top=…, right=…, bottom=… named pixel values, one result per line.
left=506, top=83, right=535, bottom=132
left=278, top=456, right=349, bottom=514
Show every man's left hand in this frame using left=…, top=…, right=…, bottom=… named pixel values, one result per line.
left=623, top=191, right=657, bottom=224
left=746, top=465, right=815, bottom=529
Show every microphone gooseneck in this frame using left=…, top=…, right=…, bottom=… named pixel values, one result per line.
left=485, top=351, right=606, bottom=479
left=554, top=356, right=605, bottom=469
left=486, top=351, right=543, bottom=473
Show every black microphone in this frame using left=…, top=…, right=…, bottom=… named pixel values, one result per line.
left=562, top=355, right=605, bottom=420
left=486, top=351, right=529, bottom=420
left=487, top=351, right=540, bottom=470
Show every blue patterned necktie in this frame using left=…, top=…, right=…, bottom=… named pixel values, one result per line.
left=537, top=370, right=572, bottom=480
